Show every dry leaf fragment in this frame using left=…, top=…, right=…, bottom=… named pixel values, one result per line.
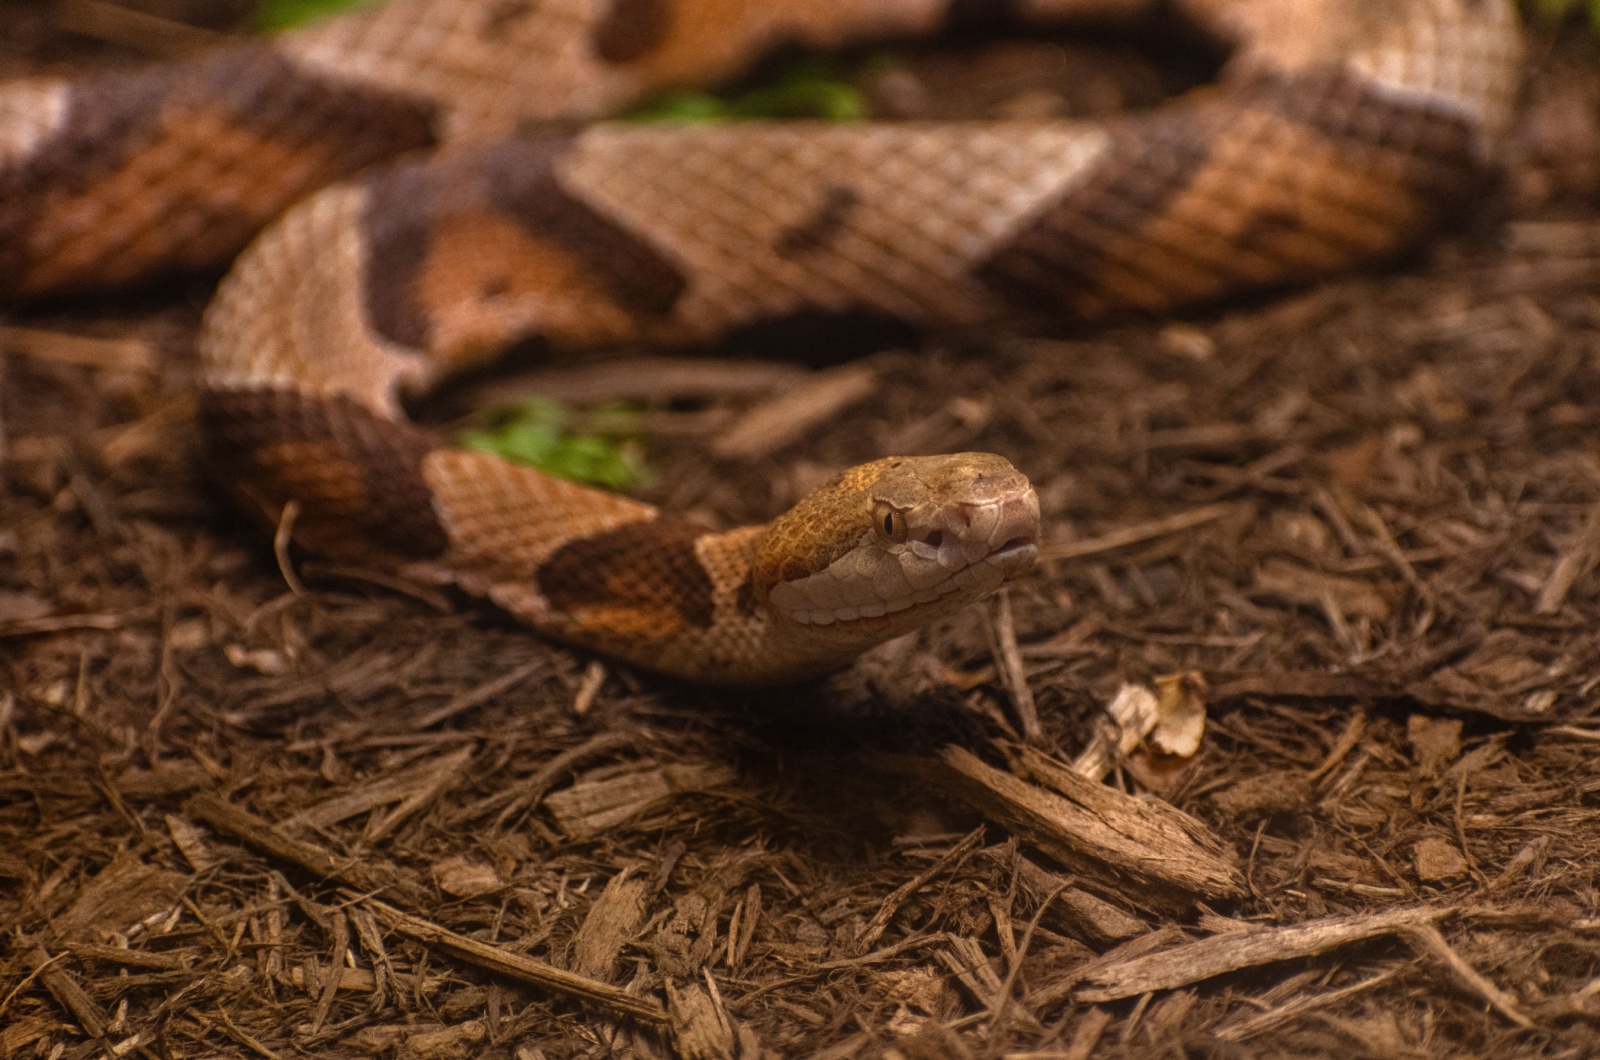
left=1071, top=683, right=1159, bottom=780
left=1148, top=671, right=1208, bottom=759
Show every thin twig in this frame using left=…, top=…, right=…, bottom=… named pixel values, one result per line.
left=855, top=828, right=985, bottom=954
left=184, top=792, right=667, bottom=1024
left=274, top=501, right=305, bottom=596
left=989, top=590, right=1040, bottom=740
left=1406, top=924, right=1534, bottom=1029
left=1536, top=502, right=1600, bottom=614
left=361, top=897, right=668, bottom=1023
left=986, top=883, right=1067, bottom=1039
left=1040, top=503, right=1237, bottom=562
left=0, top=952, right=65, bottom=1023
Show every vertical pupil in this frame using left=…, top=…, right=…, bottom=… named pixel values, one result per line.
left=884, top=513, right=894, bottom=535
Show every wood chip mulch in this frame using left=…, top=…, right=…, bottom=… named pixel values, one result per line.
left=6, top=8, right=1600, bottom=1059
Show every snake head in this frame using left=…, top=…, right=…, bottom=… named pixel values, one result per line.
left=753, top=453, right=1039, bottom=639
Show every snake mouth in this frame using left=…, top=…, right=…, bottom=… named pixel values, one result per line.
left=782, top=529, right=1039, bottom=627
left=991, top=535, right=1037, bottom=562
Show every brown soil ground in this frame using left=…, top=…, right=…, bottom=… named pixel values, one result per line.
left=6, top=5, right=1600, bottom=1058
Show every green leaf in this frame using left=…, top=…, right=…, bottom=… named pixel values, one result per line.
left=625, top=59, right=865, bottom=123
left=459, top=398, right=652, bottom=490
left=728, top=78, right=865, bottom=122
left=624, top=90, right=736, bottom=123
left=255, top=0, right=383, bottom=32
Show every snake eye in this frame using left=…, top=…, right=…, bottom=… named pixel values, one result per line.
left=875, top=504, right=907, bottom=544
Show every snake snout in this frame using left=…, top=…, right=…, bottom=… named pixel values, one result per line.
left=975, top=484, right=1041, bottom=579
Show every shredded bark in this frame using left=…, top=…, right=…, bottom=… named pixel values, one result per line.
left=5, top=9, right=1600, bottom=1058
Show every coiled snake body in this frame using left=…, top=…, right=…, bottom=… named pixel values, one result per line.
left=0, top=0, right=1524, bottom=682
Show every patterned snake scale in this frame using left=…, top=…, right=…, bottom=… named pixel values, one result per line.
left=0, top=0, right=1523, bottom=682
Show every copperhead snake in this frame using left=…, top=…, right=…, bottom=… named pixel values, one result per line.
left=0, top=0, right=1524, bottom=683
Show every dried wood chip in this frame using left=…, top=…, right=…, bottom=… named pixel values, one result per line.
left=726, top=883, right=762, bottom=970
left=165, top=814, right=216, bottom=873
left=1013, top=858, right=1146, bottom=946
left=1413, top=837, right=1470, bottom=881
left=431, top=855, right=503, bottom=898
left=0, top=324, right=154, bottom=371
left=0, top=612, right=123, bottom=638
left=53, top=853, right=185, bottom=942
left=1408, top=715, right=1463, bottom=775
left=409, top=660, right=545, bottom=730
left=22, top=944, right=108, bottom=1038
left=0, top=1018, right=58, bottom=1057
left=1217, top=965, right=1404, bottom=1041
left=473, top=729, right=638, bottom=828
left=366, top=899, right=668, bottom=1024
left=545, top=762, right=737, bottom=839
left=1209, top=770, right=1312, bottom=819
left=914, top=747, right=1242, bottom=908
left=570, top=871, right=649, bottom=981
left=350, top=1021, right=487, bottom=1059
left=666, top=979, right=737, bottom=1060
left=572, top=659, right=607, bottom=716
left=937, top=935, right=1006, bottom=1008
left=1058, top=1006, right=1112, bottom=1060
left=65, top=943, right=190, bottom=971
left=1072, top=905, right=1439, bottom=1002
left=289, top=746, right=475, bottom=831
left=350, top=907, right=393, bottom=1010
left=855, top=828, right=983, bottom=954
left=310, top=908, right=349, bottom=1033
left=710, top=363, right=879, bottom=460
left=1255, top=558, right=1391, bottom=621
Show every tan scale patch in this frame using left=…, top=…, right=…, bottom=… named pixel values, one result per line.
left=688, top=525, right=827, bottom=681
left=1186, top=0, right=1522, bottom=139
left=418, top=210, right=639, bottom=367
left=252, top=440, right=368, bottom=512
left=282, top=0, right=601, bottom=136
left=420, top=448, right=658, bottom=603
left=201, top=183, right=430, bottom=416
left=23, top=106, right=349, bottom=294
left=281, top=0, right=945, bottom=137
left=1063, top=105, right=1435, bottom=316
left=750, top=458, right=893, bottom=599
left=560, top=123, right=1110, bottom=336
left=237, top=439, right=379, bottom=557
